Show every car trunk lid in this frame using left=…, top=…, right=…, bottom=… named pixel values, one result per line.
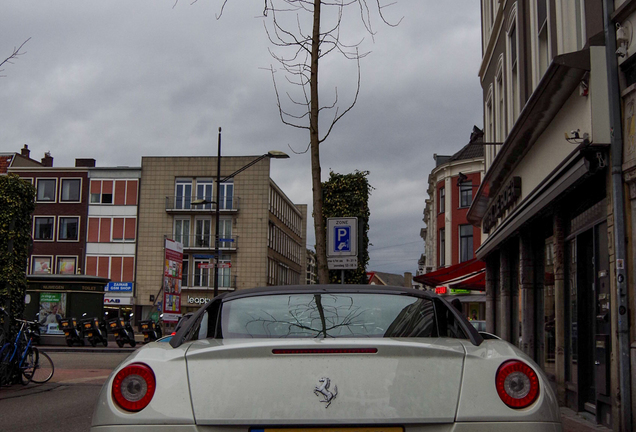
left=185, top=338, right=465, bottom=425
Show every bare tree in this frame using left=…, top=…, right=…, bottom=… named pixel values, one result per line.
left=0, top=38, right=30, bottom=78
left=260, top=1, right=399, bottom=283
left=197, top=0, right=399, bottom=283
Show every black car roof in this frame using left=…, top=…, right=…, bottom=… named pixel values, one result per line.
left=221, top=284, right=438, bottom=301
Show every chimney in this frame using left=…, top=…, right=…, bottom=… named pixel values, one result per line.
left=41, top=152, right=53, bottom=167
left=404, top=272, right=413, bottom=288
left=75, top=158, right=96, bottom=167
left=21, top=145, right=30, bottom=158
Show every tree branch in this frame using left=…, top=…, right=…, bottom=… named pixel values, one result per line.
left=0, top=38, right=31, bottom=78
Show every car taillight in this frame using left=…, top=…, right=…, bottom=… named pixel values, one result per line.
left=495, top=360, right=539, bottom=408
left=112, top=363, right=156, bottom=412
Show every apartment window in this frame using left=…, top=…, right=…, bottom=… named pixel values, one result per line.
left=195, top=179, right=213, bottom=208
left=58, top=217, right=79, bottom=241
left=508, top=18, right=520, bottom=126
left=193, top=258, right=210, bottom=287
left=459, top=225, right=474, bottom=263
left=439, top=187, right=445, bottom=213
left=460, top=182, right=473, bottom=208
left=90, top=180, right=113, bottom=204
left=34, top=217, right=54, bottom=240
left=57, top=256, right=77, bottom=275
left=174, top=218, right=191, bottom=248
left=175, top=179, right=193, bottom=209
left=574, top=0, right=586, bottom=50
left=217, top=254, right=232, bottom=288
left=195, top=218, right=211, bottom=248
left=219, top=181, right=234, bottom=210
left=182, top=256, right=189, bottom=288
left=439, top=228, right=446, bottom=267
left=495, top=58, right=506, bottom=142
left=36, top=179, right=56, bottom=202
left=219, top=218, right=233, bottom=249
left=536, top=0, right=550, bottom=79
left=60, top=179, right=81, bottom=202
left=32, top=256, right=52, bottom=274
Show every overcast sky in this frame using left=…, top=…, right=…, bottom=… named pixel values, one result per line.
left=1, top=1, right=483, bottom=277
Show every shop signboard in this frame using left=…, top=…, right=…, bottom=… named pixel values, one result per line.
left=163, top=238, right=183, bottom=322
left=105, top=282, right=133, bottom=293
left=104, top=296, right=135, bottom=305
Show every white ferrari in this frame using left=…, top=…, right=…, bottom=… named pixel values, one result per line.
left=91, top=285, right=562, bottom=431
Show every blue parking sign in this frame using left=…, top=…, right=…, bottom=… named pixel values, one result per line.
left=335, top=226, right=351, bottom=252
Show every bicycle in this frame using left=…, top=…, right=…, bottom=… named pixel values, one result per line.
left=0, top=317, right=54, bottom=386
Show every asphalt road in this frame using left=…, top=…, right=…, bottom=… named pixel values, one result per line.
left=0, top=351, right=130, bottom=432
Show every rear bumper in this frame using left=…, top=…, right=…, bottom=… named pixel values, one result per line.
left=91, top=422, right=562, bottom=432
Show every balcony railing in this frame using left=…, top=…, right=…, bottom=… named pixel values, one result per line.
left=165, top=195, right=240, bottom=212
left=173, top=234, right=238, bottom=250
left=185, top=275, right=237, bottom=290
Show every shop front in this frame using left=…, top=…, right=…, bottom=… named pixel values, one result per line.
left=103, top=282, right=135, bottom=323
left=24, top=275, right=110, bottom=340
left=181, top=289, right=213, bottom=315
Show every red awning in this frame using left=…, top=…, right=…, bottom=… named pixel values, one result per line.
left=414, top=258, right=485, bottom=288
left=448, top=270, right=485, bottom=291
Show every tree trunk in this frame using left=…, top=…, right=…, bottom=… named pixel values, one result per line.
left=310, top=0, right=329, bottom=284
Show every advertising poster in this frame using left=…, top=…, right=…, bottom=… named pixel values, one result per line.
left=163, top=238, right=183, bottom=322
left=38, top=292, right=67, bottom=334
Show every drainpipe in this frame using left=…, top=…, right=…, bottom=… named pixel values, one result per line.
left=603, top=1, right=632, bottom=430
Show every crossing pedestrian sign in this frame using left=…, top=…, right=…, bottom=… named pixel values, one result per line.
left=327, top=217, right=358, bottom=257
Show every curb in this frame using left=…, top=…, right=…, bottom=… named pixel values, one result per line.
left=38, top=345, right=139, bottom=354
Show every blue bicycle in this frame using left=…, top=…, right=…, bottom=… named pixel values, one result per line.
left=0, top=317, right=54, bottom=386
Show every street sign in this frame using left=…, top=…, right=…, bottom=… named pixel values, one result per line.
left=193, top=254, right=215, bottom=259
left=219, top=238, right=234, bottom=242
left=198, top=262, right=216, bottom=269
left=327, top=256, right=358, bottom=270
left=327, top=217, right=358, bottom=257
left=218, top=263, right=232, bottom=268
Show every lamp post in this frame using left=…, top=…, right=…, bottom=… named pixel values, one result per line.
left=193, top=128, right=289, bottom=297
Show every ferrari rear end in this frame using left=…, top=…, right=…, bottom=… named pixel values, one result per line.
left=91, top=286, right=562, bottom=432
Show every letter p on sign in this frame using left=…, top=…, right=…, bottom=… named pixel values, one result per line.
left=336, top=226, right=350, bottom=252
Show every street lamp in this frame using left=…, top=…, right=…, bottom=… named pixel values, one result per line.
left=192, top=127, right=289, bottom=297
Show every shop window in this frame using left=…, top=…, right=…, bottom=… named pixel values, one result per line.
left=193, top=258, right=210, bottom=287
left=36, top=179, right=56, bottom=202
left=57, top=256, right=77, bottom=275
left=32, top=256, right=52, bottom=274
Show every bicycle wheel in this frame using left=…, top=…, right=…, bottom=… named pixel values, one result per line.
left=27, top=349, right=54, bottom=384
left=20, top=347, right=37, bottom=385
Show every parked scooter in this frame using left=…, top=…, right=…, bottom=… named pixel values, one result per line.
left=80, top=317, right=108, bottom=347
left=60, top=317, right=84, bottom=346
left=107, top=317, right=136, bottom=348
left=138, top=320, right=161, bottom=343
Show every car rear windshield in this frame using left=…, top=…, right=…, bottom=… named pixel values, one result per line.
left=220, top=293, right=438, bottom=338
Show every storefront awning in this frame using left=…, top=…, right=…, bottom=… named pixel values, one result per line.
left=414, top=259, right=485, bottom=288
left=448, top=270, right=485, bottom=291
